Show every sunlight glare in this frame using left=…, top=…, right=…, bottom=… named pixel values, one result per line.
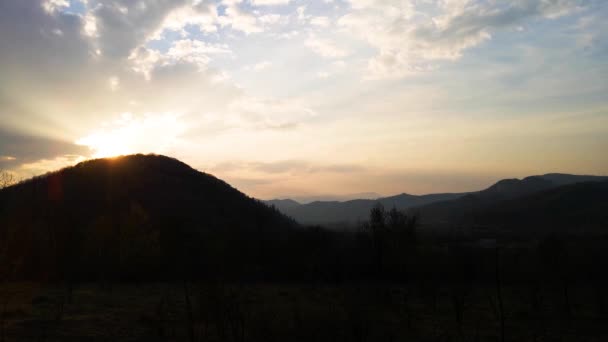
left=76, top=112, right=185, bottom=158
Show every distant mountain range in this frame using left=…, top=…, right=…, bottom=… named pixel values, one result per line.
left=283, top=192, right=382, bottom=204
left=266, top=192, right=467, bottom=225
left=267, top=174, right=608, bottom=226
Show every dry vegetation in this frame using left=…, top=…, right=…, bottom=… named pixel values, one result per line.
left=1, top=280, right=607, bottom=342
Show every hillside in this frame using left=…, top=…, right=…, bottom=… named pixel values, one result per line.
left=0, top=154, right=295, bottom=280
left=465, top=180, right=608, bottom=230
left=417, top=174, right=608, bottom=228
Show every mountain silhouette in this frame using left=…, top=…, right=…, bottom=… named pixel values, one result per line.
left=266, top=192, right=467, bottom=225
left=267, top=173, right=608, bottom=226
left=417, top=174, right=608, bottom=227
left=471, top=180, right=608, bottom=231
left=0, top=154, right=295, bottom=279
left=266, top=198, right=301, bottom=210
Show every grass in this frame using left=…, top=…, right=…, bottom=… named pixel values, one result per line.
left=0, top=281, right=606, bottom=341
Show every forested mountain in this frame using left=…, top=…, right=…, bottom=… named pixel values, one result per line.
left=417, top=175, right=608, bottom=228
left=0, top=154, right=295, bottom=280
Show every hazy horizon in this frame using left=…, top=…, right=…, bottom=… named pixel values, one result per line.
left=1, top=0, right=607, bottom=199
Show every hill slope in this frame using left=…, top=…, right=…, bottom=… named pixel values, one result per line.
left=471, top=180, right=608, bottom=230
left=417, top=174, right=608, bottom=227
left=0, top=154, right=295, bottom=279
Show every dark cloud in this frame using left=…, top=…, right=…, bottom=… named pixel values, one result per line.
left=0, top=128, right=89, bottom=169
left=413, top=0, right=584, bottom=47
left=0, top=0, right=93, bottom=81
left=91, top=0, right=188, bottom=58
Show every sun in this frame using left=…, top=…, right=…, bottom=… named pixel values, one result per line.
left=76, top=131, right=133, bottom=158
left=76, top=114, right=139, bottom=158
left=76, top=112, right=185, bottom=159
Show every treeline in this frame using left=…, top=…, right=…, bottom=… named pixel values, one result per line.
left=2, top=194, right=608, bottom=340
left=2, top=191, right=608, bottom=292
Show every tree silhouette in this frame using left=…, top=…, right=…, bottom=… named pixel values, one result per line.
left=0, top=170, right=15, bottom=189
left=364, top=204, right=417, bottom=278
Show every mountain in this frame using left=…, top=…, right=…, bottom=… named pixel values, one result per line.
left=471, top=180, right=608, bottom=231
left=0, top=154, right=295, bottom=280
left=417, top=174, right=608, bottom=226
left=288, top=192, right=382, bottom=204
left=536, top=173, right=608, bottom=186
left=266, top=192, right=467, bottom=225
left=267, top=173, right=608, bottom=226
left=266, top=199, right=302, bottom=211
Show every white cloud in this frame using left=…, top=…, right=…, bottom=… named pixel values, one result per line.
left=167, top=39, right=231, bottom=67
left=258, top=13, right=283, bottom=25
left=250, top=0, right=291, bottom=5
left=152, top=4, right=219, bottom=39
left=219, top=3, right=264, bottom=34
left=252, top=61, right=272, bottom=71
left=305, top=35, right=349, bottom=58
left=128, top=39, right=231, bottom=78
left=227, top=96, right=316, bottom=130
left=296, top=5, right=309, bottom=21
left=83, top=13, right=98, bottom=37
left=42, top=0, right=70, bottom=13
left=339, top=0, right=584, bottom=78
left=310, top=16, right=331, bottom=27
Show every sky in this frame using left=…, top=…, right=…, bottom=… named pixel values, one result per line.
left=0, top=0, right=607, bottom=200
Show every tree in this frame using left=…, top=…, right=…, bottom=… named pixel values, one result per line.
left=367, top=203, right=387, bottom=275
left=0, top=170, right=15, bottom=189
left=365, top=204, right=418, bottom=277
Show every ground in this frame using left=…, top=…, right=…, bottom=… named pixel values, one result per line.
left=1, top=282, right=607, bottom=341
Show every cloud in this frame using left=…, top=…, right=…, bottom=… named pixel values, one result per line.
left=305, top=35, right=349, bottom=58
left=166, top=39, right=232, bottom=67
left=152, top=2, right=220, bottom=38
left=250, top=61, right=272, bottom=71
left=310, top=16, right=330, bottom=27
left=250, top=0, right=291, bottom=5
left=210, top=160, right=365, bottom=176
left=219, top=3, right=264, bottom=34
left=0, top=128, right=89, bottom=169
left=90, top=0, right=188, bottom=58
left=258, top=13, right=284, bottom=25
left=42, top=0, right=70, bottom=13
left=0, top=0, right=605, bottom=199
left=19, top=155, right=87, bottom=176
left=339, top=0, right=585, bottom=78
left=0, top=0, right=250, bottom=175
left=226, top=96, right=316, bottom=130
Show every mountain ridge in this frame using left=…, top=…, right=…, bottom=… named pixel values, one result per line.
left=416, top=174, right=608, bottom=226
left=267, top=173, right=608, bottom=225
